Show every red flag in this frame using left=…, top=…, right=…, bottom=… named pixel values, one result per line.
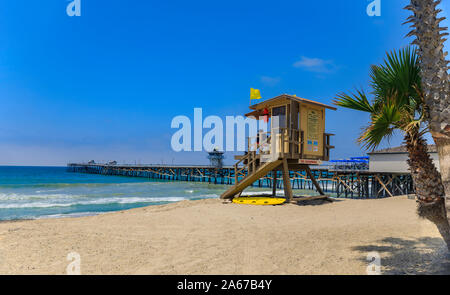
left=263, top=108, right=270, bottom=123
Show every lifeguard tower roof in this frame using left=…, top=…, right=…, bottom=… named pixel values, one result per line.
left=246, top=94, right=336, bottom=118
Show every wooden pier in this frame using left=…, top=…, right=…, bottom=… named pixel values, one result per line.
left=67, top=163, right=415, bottom=199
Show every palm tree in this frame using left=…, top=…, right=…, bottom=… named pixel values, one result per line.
left=334, top=47, right=450, bottom=250
left=404, top=0, right=450, bottom=229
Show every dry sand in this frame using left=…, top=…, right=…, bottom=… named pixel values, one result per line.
left=0, top=196, right=449, bottom=275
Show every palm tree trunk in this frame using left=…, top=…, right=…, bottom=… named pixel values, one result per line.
left=405, top=133, right=450, bottom=250
left=405, top=0, right=450, bottom=244
left=435, top=138, right=450, bottom=225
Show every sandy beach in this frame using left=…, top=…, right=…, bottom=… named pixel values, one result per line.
left=0, top=196, right=449, bottom=275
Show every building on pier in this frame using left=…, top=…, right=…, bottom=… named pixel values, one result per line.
left=368, top=145, right=439, bottom=173
left=207, top=148, right=225, bottom=169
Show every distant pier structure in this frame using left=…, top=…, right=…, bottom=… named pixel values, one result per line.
left=67, top=162, right=415, bottom=199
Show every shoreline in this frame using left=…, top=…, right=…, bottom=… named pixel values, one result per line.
left=0, top=212, right=104, bottom=224
left=0, top=194, right=416, bottom=223
left=0, top=189, right=323, bottom=222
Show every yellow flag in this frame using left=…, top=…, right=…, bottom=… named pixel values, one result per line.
left=250, top=88, right=262, bottom=100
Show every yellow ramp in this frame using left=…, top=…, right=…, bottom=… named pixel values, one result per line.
left=220, top=160, right=282, bottom=199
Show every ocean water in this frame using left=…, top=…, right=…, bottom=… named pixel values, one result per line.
left=0, top=166, right=232, bottom=221
left=0, top=166, right=295, bottom=221
left=0, top=166, right=325, bottom=221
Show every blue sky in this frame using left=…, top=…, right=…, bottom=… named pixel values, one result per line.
left=0, top=0, right=448, bottom=166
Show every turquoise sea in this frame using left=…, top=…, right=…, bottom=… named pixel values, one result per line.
left=0, top=166, right=305, bottom=221
left=0, top=166, right=236, bottom=221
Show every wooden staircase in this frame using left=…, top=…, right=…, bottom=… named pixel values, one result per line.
left=220, top=158, right=282, bottom=200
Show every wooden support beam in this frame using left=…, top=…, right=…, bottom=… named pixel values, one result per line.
left=305, top=165, right=325, bottom=196
left=281, top=158, right=293, bottom=201
left=374, top=175, right=394, bottom=198
left=272, top=170, right=277, bottom=197
left=377, top=175, right=396, bottom=195
left=335, top=176, right=356, bottom=194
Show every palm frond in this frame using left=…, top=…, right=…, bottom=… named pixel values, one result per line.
left=370, top=47, right=422, bottom=109
left=358, top=102, right=402, bottom=150
left=333, top=89, right=375, bottom=113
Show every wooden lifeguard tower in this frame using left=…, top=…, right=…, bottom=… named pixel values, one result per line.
left=220, top=94, right=336, bottom=201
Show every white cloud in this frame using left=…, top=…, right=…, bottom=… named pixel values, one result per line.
left=293, top=56, right=337, bottom=73
left=260, top=76, right=281, bottom=86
